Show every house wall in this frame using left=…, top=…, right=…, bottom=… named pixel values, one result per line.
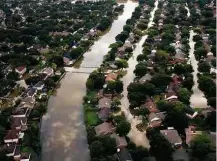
left=4, top=138, right=19, bottom=143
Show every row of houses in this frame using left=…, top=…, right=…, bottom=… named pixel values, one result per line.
left=0, top=67, right=55, bottom=161
left=90, top=71, right=133, bottom=161
left=140, top=4, right=216, bottom=154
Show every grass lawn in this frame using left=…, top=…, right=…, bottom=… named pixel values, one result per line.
left=86, top=111, right=99, bottom=126
left=87, top=91, right=97, bottom=99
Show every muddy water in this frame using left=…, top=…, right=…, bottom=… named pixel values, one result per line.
left=188, top=30, right=207, bottom=108
left=120, top=0, right=159, bottom=148
left=40, top=2, right=138, bottom=161
left=185, top=4, right=207, bottom=108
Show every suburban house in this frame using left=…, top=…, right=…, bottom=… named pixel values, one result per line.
left=153, top=36, right=162, bottom=42
left=13, top=145, right=21, bottom=160
left=142, top=97, right=159, bottom=113
left=160, top=127, right=182, bottom=148
left=128, top=33, right=135, bottom=43
left=146, top=60, right=155, bottom=71
left=166, top=82, right=180, bottom=93
left=26, top=88, right=37, bottom=97
left=148, top=112, right=166, bottom=127
left=42, top=67, right=54, bottom=77
left=4, top=144, right=17, bottom=157
left=15, top=66, right=27, bottom=75
left=33, top=81, right=45, bottom=90
left=19, top=97, right=35, bottom=109
left=172, top=74, right=183, bottom=84
left=98, top=97, right=112, bottom=109
left=98, top=107, right=111, bottom=121
left=4, top=130, right=23, bottom=144
left=174, top=49, right=186, bottom=62
left=63, top=53, right=73, bottom=65
left=87, top=28, right=97, bottom=37
left=14, top=152, right=31, bottom=161
left=205, top=52, right=215, bottom=64
left=139, top=73, right=152, bottom=84
left=105, top=72, right=118, bottom=82
left=117, top=47, right=126, bottom=57
left=148, top=49, right=157, bottom=59
left=94, top=122, right=115, bottom=136
left=12, top=107, right=30, bottom=118
left=117, top=148, right=133, bottom=161
left=110, top=133, right=128, bottom=149
left=10, top=117, right=28, bottom=131
left=123, top=41, right=133, bottom=50
left=164, top=90, right=178, bottom=102
left=185, top=126, right=202, bottom=146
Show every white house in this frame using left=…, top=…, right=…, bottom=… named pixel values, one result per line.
left=15, top=66, right=26, bottom=75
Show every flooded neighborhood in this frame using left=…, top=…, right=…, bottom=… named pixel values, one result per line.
left=0, top=0, right=216, bottom=161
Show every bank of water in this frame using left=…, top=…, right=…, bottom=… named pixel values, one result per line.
left=40, top=2, right=138, bottom=161
left=188, top=30, right=207, bottom=108
left=120, top=0, right=159, bottom=148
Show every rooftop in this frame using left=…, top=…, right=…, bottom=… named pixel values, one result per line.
left=98, top=97, right=112, bottom=109
left=160, top=128, right=182, bottom=145
left=94, top=122, right=115, bottom=136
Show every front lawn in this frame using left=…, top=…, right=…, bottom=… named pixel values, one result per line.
left=86, top=110, right=99, bottom=126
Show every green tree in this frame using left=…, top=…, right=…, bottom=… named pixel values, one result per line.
left=194, top=47, right=207, bottom=59
left=137, top=54, right=147, bottom=62
left=115, top=31, right=129, bottom=43
left=198, top=61, right=211, bottom=73
left=155, top=50, right=169, bottom=61
left=134, top=62, right=147, bottom=77
left=147, top=129, right=174, bottom=161
left=123, top=25, right=133, bottom=33
left=130, top=146, right=149, bottom=161
left=116, top=120, right=131, bottom=136
left=87, top=72, right=105, bottom=90
left=90, top=140, right=105, bottom=158
left=205, top=111, right=216, bottom=131
left=151, top=74, right=171, bottom=88
left=98, top=135, right=116, bottom=155
left=190, top=133, right=212, bottom=159
left=207, top=97, right=216, bottom=108
left=6, top=71, right=19, bottom=80
left=115, top=59, right=128, bottom=69
left=177, top=88, right=191, bottom=104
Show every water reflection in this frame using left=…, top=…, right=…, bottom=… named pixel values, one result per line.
left=40, top=2, right=138, bottom=161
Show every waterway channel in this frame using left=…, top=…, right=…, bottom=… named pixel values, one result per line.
left=40, top=1, right=138, bottom=161
left=120, top=0, right=159, bottom=148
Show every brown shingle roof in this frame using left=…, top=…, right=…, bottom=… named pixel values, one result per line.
left=160, top=128, right=182, bottom=145
left=4, top=130, right=20, bottom=142
left=94, top=122, right=115, bottom=136
left=98, top=97, right=112, bottom=109
left=110, top=133, right=127, bottom=149
left=98, top=107, right=111, bottom=121
left=142, top=98, right=159, bottom=113
left=105, top=73, right=118, bottom=82
left=10, top=117, right=27, bottom=130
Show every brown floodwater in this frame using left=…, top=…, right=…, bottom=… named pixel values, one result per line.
left=40, top=2, right=138, bottom=161
left=188, top=30, right=207, bottom=108
left=120, top=0, right=159, bottom=148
